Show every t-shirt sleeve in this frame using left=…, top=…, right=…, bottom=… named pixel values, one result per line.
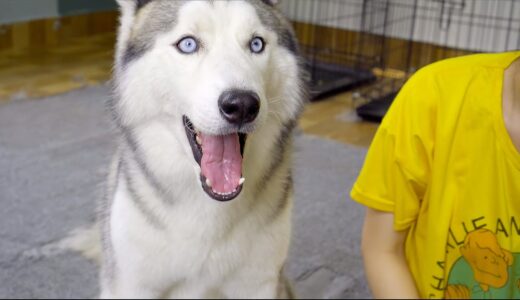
left=351, top=68, right=438, bottom=231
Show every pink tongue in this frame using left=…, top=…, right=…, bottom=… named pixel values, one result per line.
left=200, top=133, right=242, bottom=194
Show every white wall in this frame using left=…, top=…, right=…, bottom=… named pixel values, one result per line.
left=279, top=0, right=520, bottom=52
left=0, top=0, right=59, bottom=25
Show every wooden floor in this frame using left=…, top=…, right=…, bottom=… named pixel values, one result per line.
left=300, top=94, right=379, bottom=147
left=0, top=32, right=378, bottom=148
left=0, top=32, right=114, bottom=100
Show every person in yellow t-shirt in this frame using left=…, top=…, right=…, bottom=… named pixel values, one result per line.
left=350, top=51, right=520, bottom=299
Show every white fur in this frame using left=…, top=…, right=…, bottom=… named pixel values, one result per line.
left=102, top=1, right=303, bottom=298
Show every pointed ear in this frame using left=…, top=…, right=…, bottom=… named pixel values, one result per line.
left=136, top=0, right=153, bottom=9
left=116, top=0, right=153, bottom=13
left=261, top=0, right=279, bottom=6
left=116, top=0, right=137, bottom=18
left=115, top=0, right=142, bottom=62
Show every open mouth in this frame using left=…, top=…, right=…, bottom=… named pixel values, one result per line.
left=183, top=116, right=247, bottom=202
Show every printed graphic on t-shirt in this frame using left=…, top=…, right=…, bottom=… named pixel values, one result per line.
left=445, top=229, right=520, bottom=299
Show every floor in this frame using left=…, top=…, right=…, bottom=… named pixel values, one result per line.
left=0, top=32, right=379, bottom=148
left=0, top=33, right=114, bottom=101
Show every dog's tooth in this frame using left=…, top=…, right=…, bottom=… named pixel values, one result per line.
left=196, top=135, right=202, bottom=145
left=239, top=178, right=245, bottom=185
left=206, top=178, right=212, bottom=187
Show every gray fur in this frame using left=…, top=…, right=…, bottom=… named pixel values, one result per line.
left=107, top=87, right=174, bottom=205
left=121, top=0, right=300, bottom=67
left=136, top=0, right=154, bottom=10
left=255, top=119, right=297, bottom=196
left=122, top=1, right=185, bottom=66
left=122, top=42, right=149, bottom=67
left=266, top=173, right=293, bottom=224
left=98, top=153, right=121, bottom=290
left=122, top=128, right=174, bottom=205
left=122, top=158, right=167, bottom=230
left=260, top=0, right=277, bottom=6
left=248, top=0, right=300, bottom=54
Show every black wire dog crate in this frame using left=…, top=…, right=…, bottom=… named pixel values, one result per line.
left=279, top=0, right=394, bottom=100
left=280, top=0, right=520, bottom=119
left=355, top=0, right=520, bottom=122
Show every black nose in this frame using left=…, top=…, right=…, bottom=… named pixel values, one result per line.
left=218, top=90, right=260, bottom=125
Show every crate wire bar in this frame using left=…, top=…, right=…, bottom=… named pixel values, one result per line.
left=279, top=0, right=520, bottom=120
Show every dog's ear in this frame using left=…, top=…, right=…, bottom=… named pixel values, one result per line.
left=115, top=0, right=153, bottom=53
left=116, top=0, right=153, bottom=12
left=261, top=0, right=279, bottom=6
left=136, top=0, right=153, bottom=9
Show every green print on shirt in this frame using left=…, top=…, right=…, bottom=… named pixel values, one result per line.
left=445, top=229, right=520, bottom=299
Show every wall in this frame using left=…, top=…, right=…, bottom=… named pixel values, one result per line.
left=0, top=0, right=117, bottom=25
left=279, top=0, right=520, bottom=53
left=0, top=0, right=59, bottom=25
left=58, top=0, right=117, bottom=17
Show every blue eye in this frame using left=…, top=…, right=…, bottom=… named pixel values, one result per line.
left=176, top=36, right=199, bottom=54
left=250, top=37, right=265, bottom=54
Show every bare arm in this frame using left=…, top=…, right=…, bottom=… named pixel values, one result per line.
left=361, top=208, right=419, bottom=299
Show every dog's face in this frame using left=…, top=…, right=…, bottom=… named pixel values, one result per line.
left=114, top=0, right=303, bottom=201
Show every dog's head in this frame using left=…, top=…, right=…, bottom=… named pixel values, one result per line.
left=113, top=0, right=305, bottom=201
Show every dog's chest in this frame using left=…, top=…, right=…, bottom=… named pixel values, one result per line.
left=113, top=189, right=281, bottom=278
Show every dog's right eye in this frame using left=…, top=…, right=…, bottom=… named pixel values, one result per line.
left=176, top=36, right=199, bottom=54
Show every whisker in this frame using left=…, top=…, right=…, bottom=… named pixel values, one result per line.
left=268, top=110, right=284, bottom=126
left=184, top=118, right=197, bottom=134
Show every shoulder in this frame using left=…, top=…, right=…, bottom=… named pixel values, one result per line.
left=423, top=52, right=508, bottom=72
left=410, top=53, right=493, bottom=85
left=391, top=53, right=502, bottom=111
left=382, top=52, right=513, bottom=130
left=411, top=53, right=513, bottom=86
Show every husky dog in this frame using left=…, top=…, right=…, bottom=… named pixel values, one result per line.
left=100, top=0, right=307, bottom=298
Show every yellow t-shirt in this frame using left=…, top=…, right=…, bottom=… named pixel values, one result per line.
left=351, top=52, right=520, bottom=299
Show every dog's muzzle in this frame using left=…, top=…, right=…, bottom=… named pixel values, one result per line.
left=218, top=89, right=260, bottom=126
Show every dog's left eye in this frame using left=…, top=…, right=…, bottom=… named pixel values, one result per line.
left=176, top=36, right=199, bottom=54
left=250, top=37, right=265, bottom=54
